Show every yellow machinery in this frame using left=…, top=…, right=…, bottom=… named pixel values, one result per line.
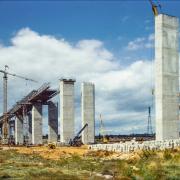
left=99, top=114, right=109, bottom=143
left=148, top=0, right=161, bottom=16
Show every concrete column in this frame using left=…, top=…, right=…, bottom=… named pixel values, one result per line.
left=28, top=112, right=32, bottom=144
left=9, top=120, right=15, bottom=137
left=48, top=101, right=58, bottom=143
left=32, top=103, right=43, bottom=145
left=15, top=116, right=23, bottom=144
left=81, top=82, right=95, bottom=144
left=2, top=120, right=9, bottom=142
left=60, top=79, right=75, bottom=143
left=0, top=123, right=3, bottom=138
left=155, top=14, right=179, bottom=140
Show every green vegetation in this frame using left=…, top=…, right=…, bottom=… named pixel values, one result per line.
left=0, top=148, right=180, bottom=179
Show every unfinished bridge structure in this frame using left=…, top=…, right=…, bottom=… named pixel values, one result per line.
left=0, top=83, right=59, bottom=145
left=0, top=80, right=95, bottom=145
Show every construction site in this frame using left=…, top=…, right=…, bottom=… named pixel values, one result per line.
left=0, top=0, right=180, bottom=179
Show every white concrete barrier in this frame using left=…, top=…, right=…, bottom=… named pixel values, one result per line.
left=88, top=139, right=180, bottom=153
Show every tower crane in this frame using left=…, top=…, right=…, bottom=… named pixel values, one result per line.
left=148, top=0, right=161, bottom=16
left=0, top=65, right=37, bottom=144
left=147, top=106, right=153, bottom=135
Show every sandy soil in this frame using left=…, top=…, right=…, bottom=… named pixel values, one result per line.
left=5, top=145, right=89, bottom=160
left=0, top=145, right=142, bottom=161
left=2, top=145, right=178, bottom=161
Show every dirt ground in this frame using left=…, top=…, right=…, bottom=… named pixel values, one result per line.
left=8, top=145, right=90, bottom=160
left=1, top=145, right=140, bottom=161
left=2, top=145, right=179, bottom=162
left=0, top=145, right=179, bottom=179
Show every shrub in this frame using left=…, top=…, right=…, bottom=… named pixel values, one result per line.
left=163, top=149, right=172, bottom=160
left=123, top=166, right=133, bottom=177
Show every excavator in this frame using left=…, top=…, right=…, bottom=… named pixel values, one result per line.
left=69, top=123, right=88, bottom=146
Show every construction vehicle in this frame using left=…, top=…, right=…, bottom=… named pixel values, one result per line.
left=0, top=65, right=37, bottom=144
left=69, top=123, right=88, bottom=146
left=99, top=114, right=109, bottom=143
left=148, top=0, right=161, bottom=16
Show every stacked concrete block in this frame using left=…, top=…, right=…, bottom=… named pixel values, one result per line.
left=81, top=82, right=95, bottom=144
left=60, top=79, right=75, bottom=143
left=89, top=139, right=180, bottom=153
left=155, top=14, right=179, bottom=140
left=32, top=103, right=43, bottom=144
left=48, top=101, right=58, bottom=143
left=15, top=116, right=23, bottom=144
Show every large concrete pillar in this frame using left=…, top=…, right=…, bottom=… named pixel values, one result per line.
left=2, top=120, right=9, bottom=143
left=48, top=101, right=58, bottom=143
left=155, top=14, right=179, bottom=140
left=81, top=82, right=95, bottom=144
left=15, top=116, right=23, bottom=144
left=0, top=124, right=2, bottom=138
left=28, top=112, right=32, bottom=144
left=60, top=79, right=75, bottom=143
left=9, top=120, right=15, bottom=137
left=32, top=103, right=43, bottom=145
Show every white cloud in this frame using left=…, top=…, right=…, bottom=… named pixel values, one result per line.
left=121, top=16, right=129, bottom=23
left=125, top=34, right=154, bottom=51
left=148, top=33, right=154, bottom=41
left=0, top=28, right=154, bottom=134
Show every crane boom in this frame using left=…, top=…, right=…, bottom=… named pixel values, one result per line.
left=69, top=123, right=88, bottom=146
left=0, top=70, right=37, bottom=82
left=148, top=0, right=159, bottom=16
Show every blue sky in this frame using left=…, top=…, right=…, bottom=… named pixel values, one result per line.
left=0, top=0, right=180, bottom=135
left=1, top=1, right=179, bottom=63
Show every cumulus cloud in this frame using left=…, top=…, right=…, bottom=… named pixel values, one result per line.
left=125, top=34, right=154, bottom=51
left=0, top=28, right=154, bottom=135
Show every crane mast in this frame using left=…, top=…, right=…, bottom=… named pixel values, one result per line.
left=0, top=65, right=37, bottom=144
left=3, top=70, right=7, bottom=114
left=99, top=114, right=108, bottom=143
left=2, top=66, right=9, bottom=143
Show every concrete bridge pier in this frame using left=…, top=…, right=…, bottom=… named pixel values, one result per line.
left=32, top=103, right=43, bottom=145
left=15, top=116, right=23, bottom=145
left=48, top=101, right=58, bottom=143
left=0, top=124, right=2, bottom=138
left=28, top=112, right=32, bottom=144
left=155, top=14, right=179, bottom=140
left=81, top=82, right=95, bottom=144
left=60, top=79, right=75, bottom=144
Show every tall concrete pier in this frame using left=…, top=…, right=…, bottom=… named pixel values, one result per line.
left=15, top=116, right=23, bottom=144
left=48, top=101, right=58, bottom=142
left=28, top=112, right=32, bottom=144
left=32, top=103, right=43, bottom=144
left=81, top=82, right=95, bottom=144
left=60, top=79, right=75, bottom=143
left=0, top=124, right=2, bottom=137
left=155, top=14, right=179, bottom=140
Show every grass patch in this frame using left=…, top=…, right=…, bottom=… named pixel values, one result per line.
left=163, top=149, right=173, bottom=160
left=0, top=148, right=180, bottom=179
